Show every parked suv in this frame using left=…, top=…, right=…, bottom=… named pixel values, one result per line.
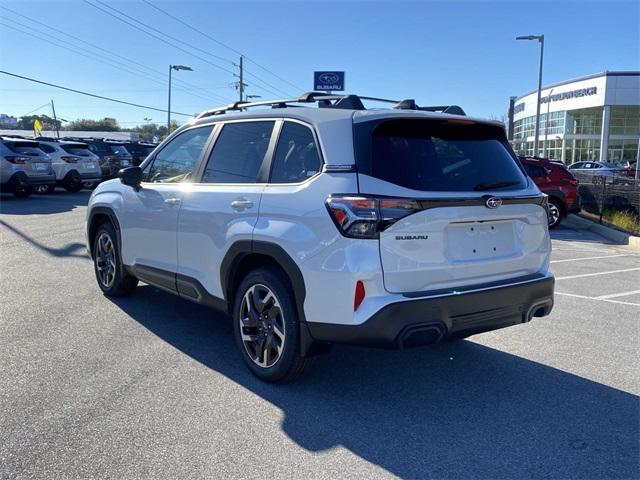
left=519, top=156, right=580, bottom=228
left=65, top=137, right=132, bottom=180
left=35, top=139, right=102, bottom=193
left=0, top=137, right=55, bottom=197
left=121, top=141, right=158, bottom=166
left=86, top=93, right=554, bottom=382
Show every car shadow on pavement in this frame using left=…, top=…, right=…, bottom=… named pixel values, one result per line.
left=0, top=218, right=87, bottom=258
left=110, top=286, right=639, bottom=479
left=0, top=191, right=91, bottom=215
left=550, top=216, right=618, bottom=246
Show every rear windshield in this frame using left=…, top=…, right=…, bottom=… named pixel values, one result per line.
left=355, top=119, right=527, bottom=192
left=3, top=141, right=45, bottom=156
left=61, top=144, right=93, bottom=156
left=109, top=145, right=130, bottom=156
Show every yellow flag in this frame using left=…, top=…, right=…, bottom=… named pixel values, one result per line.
left=33, top=119, right=43, bottom=137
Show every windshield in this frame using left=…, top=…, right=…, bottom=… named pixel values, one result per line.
left=355, top=119, right=527, bottom=192
left=109, top=145, right=130, bottom=156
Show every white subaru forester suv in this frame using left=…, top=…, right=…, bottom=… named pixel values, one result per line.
left=86, top=93, right=554, bottom=382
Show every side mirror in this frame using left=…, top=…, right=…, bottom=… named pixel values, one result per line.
left=119, top=166, right=143, bottom=191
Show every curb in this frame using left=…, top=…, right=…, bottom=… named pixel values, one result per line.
left=564, top=214, right=640, bottom=252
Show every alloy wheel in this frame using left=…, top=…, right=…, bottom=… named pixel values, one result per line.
left=95, top=232, right=116, bottom=288
left=239, top=284, right=286, bottom=368
left=548, top=202, right=561, bottom=227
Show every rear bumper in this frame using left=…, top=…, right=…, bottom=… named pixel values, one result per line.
left=306, top=273, right=554, bottom=348
left=26, top=173, right=56, bottom=186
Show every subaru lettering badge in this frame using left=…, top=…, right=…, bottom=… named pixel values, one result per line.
left=485, top=197, right=502, bottom=209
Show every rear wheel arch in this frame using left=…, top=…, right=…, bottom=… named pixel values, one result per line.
left=221, top=241, right=307, bottom=323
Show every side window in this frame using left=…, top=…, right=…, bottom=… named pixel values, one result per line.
left=146, top=126, right=213, bottom=183
left=270, top=121, right=322, bottom=183
left=202, top=121, right=274, bottom=183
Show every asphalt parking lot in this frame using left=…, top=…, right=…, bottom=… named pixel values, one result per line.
left=1, top=191, right=638, bottom=480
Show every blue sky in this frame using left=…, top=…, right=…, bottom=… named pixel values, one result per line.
left=1, top=0, right=638, bottom=128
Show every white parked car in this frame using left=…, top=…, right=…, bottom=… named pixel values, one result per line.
left=86, top=93, right=554, bottom=382
left=36, top=139, right=102, bottom=193
left=0, top=136, right=55, bottom=197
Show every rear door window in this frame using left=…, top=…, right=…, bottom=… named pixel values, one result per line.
left=355, top=119, right=527, bottom=192
left=202, top=121, right=275, bottom=183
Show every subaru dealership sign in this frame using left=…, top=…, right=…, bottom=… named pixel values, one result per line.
left=314, top=71, right=345, bottom=91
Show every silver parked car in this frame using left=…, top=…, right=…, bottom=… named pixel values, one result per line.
left=567, top=161, right=624, bottom=176
left=0, top=137, right=56, bottom=197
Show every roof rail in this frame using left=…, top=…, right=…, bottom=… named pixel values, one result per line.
left=194, top=92, right=466, bottom=119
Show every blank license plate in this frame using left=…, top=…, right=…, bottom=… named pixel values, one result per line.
left=446, top=221, right=516, bottom=261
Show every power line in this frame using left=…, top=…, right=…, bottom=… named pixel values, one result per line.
left=0, top=70, right=192, bottom=116
left=1, top=5, right=231, bottom=104
left=83, top=0, right=236, bottom=76
left=141, top=0, right=304, bottom=94
left=84, top=0, right=291, bottom=98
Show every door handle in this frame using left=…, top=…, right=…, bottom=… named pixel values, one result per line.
left=164, top=197, right=181, bottom=205
left=231, top=199, right=254, bottom=210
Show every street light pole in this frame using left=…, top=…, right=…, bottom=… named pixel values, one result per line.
left=167, top=64, right=172, bottom=132
left=167, top=64, right=193, bottom=134
left=516, top=34, right=545, bottom=157
left=543, top=88, right=553, bottom=158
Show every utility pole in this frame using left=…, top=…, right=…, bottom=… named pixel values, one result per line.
left=50, top=99, right=60, bottom=139
left=239, top=55, right=244, bottom=103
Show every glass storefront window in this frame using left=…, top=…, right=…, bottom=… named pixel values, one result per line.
left=567, top=107, right=603, bottom=135
left=609, top=106, right=640, bottom=135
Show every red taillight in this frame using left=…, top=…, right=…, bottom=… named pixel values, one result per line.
left=354, top=281, right=366, bottom=311
left=5, top=156, right=29, bottom=164
left=61, top=156, right=80, bottom=163
left=326, top=195, right=422, bottom=239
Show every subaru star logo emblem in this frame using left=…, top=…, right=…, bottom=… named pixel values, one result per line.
left=485, top=197, right=502, bottom=209
left=319, top=73, right=339, bottom=84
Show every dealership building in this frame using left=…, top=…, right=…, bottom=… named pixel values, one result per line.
left=510, top=71, right=639, bottom=165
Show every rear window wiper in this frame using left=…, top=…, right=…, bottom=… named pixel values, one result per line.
left=473, top=181, right=520, bottom=191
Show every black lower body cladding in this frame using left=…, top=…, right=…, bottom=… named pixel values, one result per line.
left=306, top=274, right=554, bottom=349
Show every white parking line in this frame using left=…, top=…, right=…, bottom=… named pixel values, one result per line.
left=551, top=254, right=635, bottom=264
left=555, top=268, right=640, bottom=281
left=596, top=290, right=640, bottom=299
left=556, top=292, right=640, bottom=307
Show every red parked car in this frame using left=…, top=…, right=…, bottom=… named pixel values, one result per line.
left=519, top=156, right=580, bottom=228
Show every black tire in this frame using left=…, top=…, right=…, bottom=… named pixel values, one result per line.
left=13, top=186, right=32, bottom=198
left=547, top=198, right=564, bottom=229
left=34, top=184, right=55, bottom=194
left=92, top=222, right=138, bottom=296
left=64, top=172, right=82, bottom=192
left=233, top=267, right=313, bottom=383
